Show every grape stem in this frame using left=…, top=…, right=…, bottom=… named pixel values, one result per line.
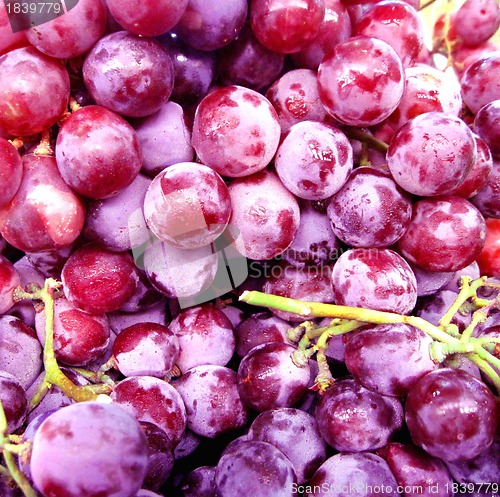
left=13, top=279, right=103, bottom=403
left=341, top=127, right=389, bottom=154
left=239, top=290, right=500, bottom=394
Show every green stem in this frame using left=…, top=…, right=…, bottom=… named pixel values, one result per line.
left=342, top=127, right=389, bottom=154
left=465, top=353, right=500, bottom=392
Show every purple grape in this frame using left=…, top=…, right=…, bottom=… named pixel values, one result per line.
left=318, top=36, right=405, bottom=126
left=119, top=270, right=165, bottom=314
left=265, top=68, right=329, bottom=133
left=228, top=169, right=300, bottom=260
left=110, top=375, right=187, bottom=449
left=315, top=378, right=404, bottom=452
left=215, top=440, right=297, bottom=497
left=454, top=0, right=500, bottom=47
left=175, top=0, right=247, bottom=51
left=378, top=443, right=453, bottom=497
left=473, top=99, right=500, bottom=157
left=167, top=304, right=235, bottom=373
left=331, top=248, right=417, bottom=314
left=192, top=86, right=281, bottom=178
left=275, top=120, right=353, bottom=200
left=0, top=137, right=22, bottom=208
left=237, top=342, right=311, bottom=412
left=112, top=322, right=180, bottom=378
left=344, top=323, right=437, bottom=397
left=263, top=263, right=334, bottom=322
left=405, top=368, right=497, bottom=462
left=108, top=302, right=169, bottom=335
left=30, top=402, right=149, bottom=497
left=0, top=370, right=27, bottom=433
left=134, top=102, right=194, bottom=178
left=471, top=156, right=500, bottom=218
left=83, top=31, right=174, bottom=118
left=409, top=263, right=456, bottom=297
left=441, top=261, right=480, bottom=293
left=247, top=407, right=327, bottom=483
left=55, top=105, right=142, bottom=199
left=397, top=196, right=486, bottom=272
left=174, top=429, right=202, bottom=460
left=387, top=112, right=476, bottom=196
left=308, top=452, right=399, bottom=497
left=234, top=312, right=293, bottom=359
left=178, top=466, right=217, bottom=497
left=327, top=166, right=412, bottom=248
left=172, top=365, right=249, bottom=438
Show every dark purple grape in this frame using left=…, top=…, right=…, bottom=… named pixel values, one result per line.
left=172, top=365, right=249, bottom=438
left=0, top=370, right=27, bottom=433
left=30, top=402, right=149, bottom=497
left=247, top=407, right=327, bottom=484
left=178, top=466, right=217, bottom=497
left=471, top=156, right=500, bottom=218
left=174, top=429, right=201, bottom=460
left=331, top=248, right=417, bottom=314
left=327, top=166, right=412, bottom=248
left=397, top=196, right=486, bottom=272
left=378, top=443, right=453, bottom=497
left=83, top=31, right=174, bottom=118
left=308, top=452, right=399, bottom=497
left=119, top=269, right=165, bottom=314
left=344, top=323, right=437, bottom=397
left=237, top=342, right=311, bottom=412
left=167, top=304, right=235, bottom=373
left=215, top=440, right=297, bottom=497
left=108, top=302, right=168, bottom=335
left=314, top=378, right=404, bottom=452
left=0, top=137, right=22, bottom=208
left=405, top=368, right=497, bottom=462
left=409, top=263, right=456, bottom=297
left=111, top=375, right=187, bottom=449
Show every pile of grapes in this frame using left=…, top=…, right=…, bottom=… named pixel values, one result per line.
left=0, top=0, right=499, bottom=496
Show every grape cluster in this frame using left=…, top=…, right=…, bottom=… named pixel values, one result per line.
left=0, top=1, right=499, bottom=497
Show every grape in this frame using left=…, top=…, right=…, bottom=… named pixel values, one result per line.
left=159, top=32, right=216, bottom=105
left=247, top=408, right=327, bottom=484
left=452, top=134, right=494, bottom=199
left=215, top=440, right=297, bottom=497
left=106, top=0, right=188, bottom=37
left=0, top=370, right=27, bottom=433
left=217, top=23, right=285, bottom=91
left=327, top=166, right=412, bottom=248
left=172, top=365, right=249, bottom=438
left=140, top=422, right=175, bottom=491
left=378, top=443, right=453, bottom=497
left=30, top=402, right=149, bottom=497
left=318, top=36, right=405, bottom=126
left=142, top=239, right=219, bottom=300
left=452, top=40, right=500, bottom=79
left=250, top=0, right=325, bottom=54
left=134, top=101, right=194, bottom=178
left=0, top=137, right=22, bottom=208
left=0, top=47, right=69, bottom=136
left=397, top=196, right=487, bottom=272
left=308, top=452, right=399, bottom=497
left=119, top=270, right=165, bottom=314
left=56, top=105, right=142, bottom=199
left=405, top=368, right=497, bottom=462
left=192, top=85, right=281, bottom=178
left=26, top=244, right=75, bottom=280
left=282, top=200, right=341, bottom=268
left=234, top=312, right=293, bottom=359
left=387, top=112, right=475, bottom=196
left=143, top=162, right=232, bottom=249
left=0, top=154, right=85, bottom=253
left=110, top=376, right=187, bottom=449
left=175, top=0, right=247, bottom=51
left=0, top=315, right=42, bottom=390
left=331, top=248, right=418, bottom=314
left=168, top=304, right=235, bottom=373
left=112, top=322, right=179, bottom=378
left=314, top=378, right=404, bottom=452
left=61, top=243, right=139, bottom=315
left=275, top=121, right=353, bottom=201
left=0, top=1, right=27, bottom=56
left=178, top=466, right=217, bottom=497
left=228, top=169, right=300, bottom=260
left=0, top=254, right=19, bottom=314
left=84, top=173, right=151, bottom=252
left=470, top=157, right=500, bottom=218
left=263, top=263, right=335, bottom=322
left=83, top=32, right=174, bottom=118
left=265, top=69, right=329, bottom=133
left=409, top=264, right=456, bottom=297
left=174, top=429, right=202, bottom=460
left=237, top=342, right=311, bottom=412
left=291, top=0, right=352, bottom=70
left=387, top=64, right=462, bottom=131
left=108, top=302, right=169, bottom=335
left=35, top=296, right=110, bottom=367
left=442, top=261, right=480, bottom=293
left=25, top=0, right=106, bottom=59
left=344, top=323, right=437, bottom=397
left=355, top=0, right=424, bottom=67
left=477, top=218, right=500, bottom=277
left=454, top=0, right=500, bottom=47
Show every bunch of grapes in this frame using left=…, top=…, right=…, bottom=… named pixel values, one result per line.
left=0, top=0, right=499, bottom=496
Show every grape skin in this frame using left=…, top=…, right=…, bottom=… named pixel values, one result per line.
left=0, top=138, right=22, bottom=208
